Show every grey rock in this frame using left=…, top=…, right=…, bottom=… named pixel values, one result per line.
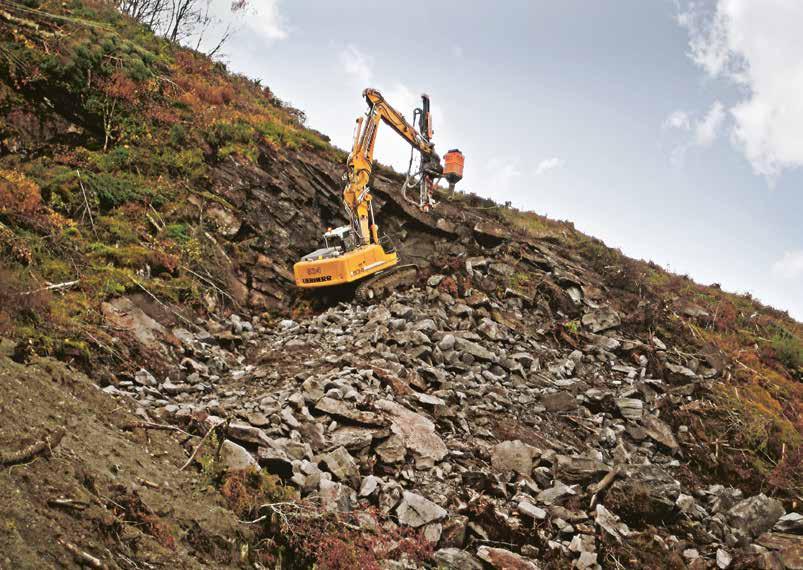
left=582, top=307, right=621, bottom=333
left=554, top=454, right=610, bottom=484
left=716, top=548, right=732, bottom=569
left=595, top=504, right=631, bottom=543
left=455, top=337, right=495, bottom=361
left=375, top=399, right=447, bottom=468
left=775, top=512, right=803, bottom=533
left=641, top=414, right=679, bottom=451
left=318, top=478, right=356, bottom=513
left=491, top=440, right=540, bottom=476
left=542, top=391, right=578, bottom=412
left=396, top=491, right=447, bottom=528
left=218, top=440, right=258, bottom=471
left=727, top=494, right=785, bottom=544
left=438, top=334, right=456, bottom=351
left=327, top=426, right=375, bottom=451
left=375, top=434, right=407, bottom=464
left=314, top=397, right=385, bottom=426
left=134, top=369, right=157, bottom=386
left=518, top=499, right=547, bottom=520
left=359, top=475, right=381, bottom=497
left=320, top=446, right=360, bottom=488
left=433, top=548, right=484, bottom=570
left=537, top=481, right=577, bottom=505
left=616, top=397, right=643, bottom=420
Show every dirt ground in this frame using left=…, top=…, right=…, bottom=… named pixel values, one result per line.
left=0, top=339, right=246, bottom=569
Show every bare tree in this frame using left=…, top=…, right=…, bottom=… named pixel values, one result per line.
left=114, top=0, right=250, bottom=55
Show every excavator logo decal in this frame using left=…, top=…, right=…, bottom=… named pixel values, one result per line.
left=302, top=275, right=332, bottom=284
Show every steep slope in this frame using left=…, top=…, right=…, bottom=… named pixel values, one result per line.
left=0, top=1, right=801, bottom=568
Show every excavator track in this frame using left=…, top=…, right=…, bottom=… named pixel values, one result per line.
left=354, top=264, right=420, bottom=303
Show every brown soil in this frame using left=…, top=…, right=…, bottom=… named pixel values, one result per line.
left=0, top=339, right=246, bottom=569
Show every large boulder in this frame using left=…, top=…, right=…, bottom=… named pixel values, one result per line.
left=727, top=494, right=785, bottom=544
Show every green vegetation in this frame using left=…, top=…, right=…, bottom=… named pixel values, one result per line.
left=0, top=0, right=336, bottom=357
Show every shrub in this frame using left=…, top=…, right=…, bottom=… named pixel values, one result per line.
left=770, top=329, right=803, bottom=370
left=0, top=170, right=41, bottom=216
left=0, top=265, right=51, bottom=336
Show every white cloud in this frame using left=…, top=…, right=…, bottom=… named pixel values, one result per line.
left=245, top=0, right=287, bottom=41
left=340, top=44, right=373, bottom=86
left=663, top=110, right=691, bottom=131
left=482, top=156, right=521, bottom=190
left=534, top=157, right=564, bottom=175
left=772, top=250, right=803, bottom=280
left=452, top=45, right=464, bottom=58
left=694, top=100, right=725, bottom=146
left=665, top=101, right=725, bottom=165
left=677, top=0, right=803, bottom=179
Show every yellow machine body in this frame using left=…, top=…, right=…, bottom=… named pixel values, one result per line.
left=294, top=244, right=398, bottom=288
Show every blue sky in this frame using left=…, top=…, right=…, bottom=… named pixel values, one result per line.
left=200, top=0, right=803, bottom=321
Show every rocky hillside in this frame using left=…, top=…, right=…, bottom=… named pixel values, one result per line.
left=0, top=1, right=801, bottom=568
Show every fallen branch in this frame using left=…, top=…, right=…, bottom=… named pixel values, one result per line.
left=0, top=428, right=65, bottom=466
left=123, top=421, right=194, bottom=438
left=130, top=277, right=199, bottom=331
left=179, top=419, right=228, bottom=471
left=76, top=170, right=97, bottom=237
left=21, top=280, right=80, bottom=295
left=48, top=497, right=90, bottom=511
left=57, top=538, right=105, bottom=569
left=589, top=466, right=621, bottom=508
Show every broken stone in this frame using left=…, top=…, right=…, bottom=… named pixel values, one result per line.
left=477, top=546, right=540, bottom=570
left=727, top=494, right=785, bottom=544
left=433, top=548, right=484, bottom=570
left=318, top=478, right=356, bottom=513
left=491, top=440, right=540, bottom=476
left=375, top=434, right=407, bottom=464
left=518, top=499, right=547, bottom=521
left=218, top=440, right=258, bottom=471
left=314, top=397, right=385, bottom=426
left=554, top=455, right=610, bottom=484
left=615, top=397, right=643, bottom=420
left=775, top=512, right=803, bottom=534
left=716, top=548, right=732, bottom=569
left=396, top=491, right=447, bottom=528
left=455, top=337, right=495, bottom=361
left=359, top=475, right=381, bottom=498
left=537, top=481, right=577, bottom=505
left=641, top=414, right=679, bottom=451
left=320, top=446, right=360, bottom=488
left=542, top=391, right=578, bottom=412
left=595, top=504, right=631, bottom=543
left=582, top=307, right=621, bottom=333
left=374, top=400, right=447, bottom=468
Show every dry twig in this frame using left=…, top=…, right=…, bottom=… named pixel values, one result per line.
left=0, top=429, right=65, bottom=466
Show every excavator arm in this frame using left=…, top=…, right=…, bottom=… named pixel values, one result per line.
left=344, top=88, right=442, bottom=246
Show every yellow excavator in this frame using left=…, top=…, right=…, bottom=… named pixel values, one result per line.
left=293, top=88, right=464, bottom=300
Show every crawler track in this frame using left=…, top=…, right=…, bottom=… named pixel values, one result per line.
left=354, top=264, right=420, bottom=303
